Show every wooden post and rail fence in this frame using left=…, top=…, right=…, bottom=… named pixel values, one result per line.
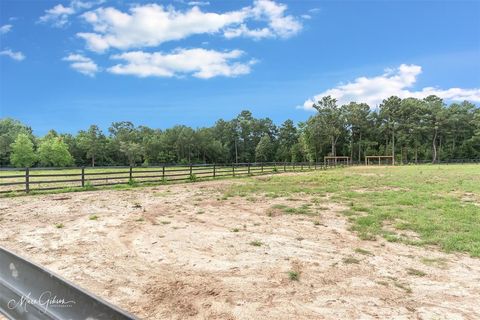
left=1, top=159, right=479, bottom=195
left=0, top=161, right=339, bottom=194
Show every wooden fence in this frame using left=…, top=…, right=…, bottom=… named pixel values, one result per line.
left=0, top=162, right=336, bottom=194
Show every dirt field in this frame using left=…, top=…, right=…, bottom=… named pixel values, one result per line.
left=1, top=171, right=480, bottom=319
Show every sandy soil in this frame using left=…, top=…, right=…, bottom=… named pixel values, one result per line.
left=1, top=175, right=479, bottom=320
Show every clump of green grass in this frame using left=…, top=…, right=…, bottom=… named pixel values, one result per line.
left=135, top=217, right=145, bottom=222
left=232, top=228, right=240, bottom=232
left=406, top=268, right=426, bottom=277
left=55, top=223, right=64, bottom=229
left=288, top=271, right=300, bottom=281
left=420, top=257, right=448, bottom=268
left=128, top=178, right=137, bottom=186
left=189, top=173, right=197, bottom=182
left=84, top=181, right=94, bottom=190
left=89, top=214, right=99, bottom=221
left=249, top=240, right=263, bottom=247
left=394, top=281, right=412, bottom=293
left=313, top=220, right=321, bottom=226
left=354, top=248, right=373, bottom=256
left=161, top=221, right=171, bottom=225
left=342, top=257, right=360, bottom=264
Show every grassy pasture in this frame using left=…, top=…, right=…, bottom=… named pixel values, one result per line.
left=223, top=164, right=480, bottom=256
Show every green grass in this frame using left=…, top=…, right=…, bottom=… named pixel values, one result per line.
left=343, top=257, right=361, bottom=264
left=223, top=165, right=480, bottom=257
left=288, top=271, right=300, bottom=281
left=354, top=248, right=373, bottom=256
left=406, top=268, right=427, bottom=277
left=249, top=240, right=263, bottom=247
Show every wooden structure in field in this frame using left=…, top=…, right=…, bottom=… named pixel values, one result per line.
left=324, top=156, right=351, bottom=166
left=365, top=156, right=394, bottom=165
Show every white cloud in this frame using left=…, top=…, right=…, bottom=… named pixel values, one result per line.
left=0, top=49, right=25, bottom=61
left=78, top=0, right=302, bottom=52
left=39, top=0, right=103, bottom=27
left=63, top=53, right=99, bottom=76
left=108, top=48, right=256, bottom=79
left=301, top=64, right=480, bottom=110
left=188, top=1, right=210, bottom=6
left=0, top=24, right=12, bottom=34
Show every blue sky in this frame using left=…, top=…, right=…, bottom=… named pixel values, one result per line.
left=1, top=0, right=479, bottom=135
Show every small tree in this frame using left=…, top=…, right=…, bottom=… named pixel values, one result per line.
left=38, top=137, right=74, bottom=167
left=255, top=135, right=273, bottom=162
left=10, top=133, right=36, bottom=167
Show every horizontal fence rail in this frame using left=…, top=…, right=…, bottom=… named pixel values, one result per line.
left=1, top=159, right=479, bottom=195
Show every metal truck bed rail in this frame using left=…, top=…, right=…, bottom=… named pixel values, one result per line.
left=0, top=247, right=138, bottom=320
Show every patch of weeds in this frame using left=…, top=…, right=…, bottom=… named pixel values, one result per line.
left=358, top=232, right=377, bottom=241
left=128, top=178, right=138, bottom=186
left=354, top=248, right=373, bottom=256
left=189, top=173, right=197, bottom=182
left=288, top=271, right=300, bottom=281
left=420, top=257, right=448, bottom=268
left=406, top=268, right=426, bottom=277
left=253, top=223, right=261, bottom=226
left=89, top=215, right=99, bottom=221
left=161, top=221, right=171, bottom=225
left=286, top=197, right=301, bottom=201
left=135, top=217, right=145, bottom=222
left=249, top=240, right=263, bottom=247
left=394, top=281, right=412, bottom=294
left=384, top=234, right=401, bottom=242
left=196, top=210, right=205, bottom=214
left=342, top=257, right=360, bottom=264
left=376, top=280, right=389, bottom=286
left=232, top=228, right=240, bottom=232
left=313, top=220, right=321, bottom=226
left=55, top=223, right=64, bottom=229
left=282, top=204, right=313, bottom=215
left=84, top=181, right=95, bottom=190
left=296, top=237, right=304, bottom=241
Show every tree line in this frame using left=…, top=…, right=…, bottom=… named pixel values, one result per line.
left=1, top=95, right=479, bottom=168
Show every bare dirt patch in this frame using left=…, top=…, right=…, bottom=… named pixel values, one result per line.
left=1, top=177, right=479, bottom=319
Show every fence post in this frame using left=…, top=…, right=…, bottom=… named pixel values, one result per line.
left=190, top=164, right=193, bottom=177
left=129, top=166, right=133, bottom=181
left=25, top=167, right=29, bottom=193
left=232, top=163, right=235, bottom=177
left=213, top=163, right=216, bottom=178
left=162, top=165, right=165, bottom=180
left=314, top=162, right=317, bottom=170
left=261, top=162, right=264, bottom=173
left=81, top=167, right=85, bottom=187
left=248, top=163, right=251, bottom=175
left=284, top=162, right=286, bottom=172
left=301, top=163, right=303, bottom=170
